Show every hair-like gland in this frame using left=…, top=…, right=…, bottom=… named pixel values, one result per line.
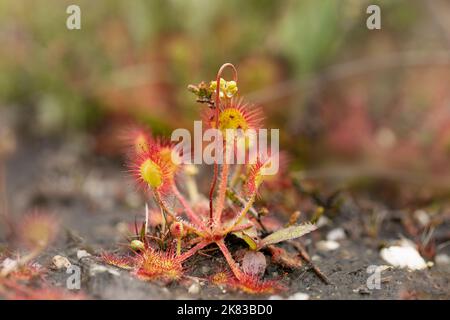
left=0, top=279, right=85, bottom=300
left=101, top=253, right=135, bottom=270
left=135, top=248, right=184, bottom=282
left=122, top=126, right=152, bottom=155
left=233, top=274, right=285, bottom=295
left=209, top=271, right=285, bottom=295
left=7, top=263, right=43, bottom=281
left=245, top=162, right=264, bottom=195
left=244, top=154, right=277, bottom=196
left=210, top=271, right=232, bottom=286
left=158, top=145, right=180, bottom=177
left=133, top=131, right=151, bottom=155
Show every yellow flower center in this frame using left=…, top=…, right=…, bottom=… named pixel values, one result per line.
left=140, top=159, right=163, bottom=188
left=218, top=108, right=249, bottom=132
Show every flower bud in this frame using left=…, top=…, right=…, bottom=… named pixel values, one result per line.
left=170, top=221, right=185, bottom=238
left=130, top=239, right=145, bottom=251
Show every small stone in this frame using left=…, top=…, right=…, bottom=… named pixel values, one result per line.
left=413, top=210, right=430, bottom=227
left=380, top=242, right=427, bottom=270
left=326, top=228, right=346, bottom=241
left=316, top=240, right=340, bottom=251
left=77, top=250, right=91, bottom=260
left=188, top=282, right=201, bottom=295
left=353, top=285, right=371, bottom=295
left=316, top=216, right=330, bottom=228
left=52, top=255, right=71, bottom=269
left=0, top=258, right=18, bottom=275
left=435, top=254, right=450, bottom=266
left=268, top=295, right=283, bottom=300
left=89, top=264, right=120, bottom=276
left=288, top=292, right=310, bottom=300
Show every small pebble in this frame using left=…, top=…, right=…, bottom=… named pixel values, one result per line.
left=77, top=250, right=91, bottom=260
left=353, top=285, right=371, bottom=295
left=288, top=292, right=310, bottom=300
left=413, top=210, right=430, bottom=227
left=316, top=216, right=331, bottom=228
left=380, top=242, right=427, bottom=270
left=89, top=264, right=120, bottom=276
left=435, top=254, right=450, bottom=266
left=316, top=240, right=340, bottom=251
left=52, top=255, right=71, bottom=269
left=161, top=288, right=170, bottom=295
left=326, top=228, right=346, bottom=241
left=311, top=255, right=321, bottom=261
left=188, top=282, right=201, bottom=295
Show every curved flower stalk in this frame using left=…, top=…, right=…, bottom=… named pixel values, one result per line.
left=106, top=63, right=317, bottom=293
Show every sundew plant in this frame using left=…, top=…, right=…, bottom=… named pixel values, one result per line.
left=103, top=63, right=317, bottom=294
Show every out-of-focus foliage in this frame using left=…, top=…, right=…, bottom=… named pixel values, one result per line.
left=1, top=0, right=450, bottom=179
left=0, top=0, right=284, bottom=133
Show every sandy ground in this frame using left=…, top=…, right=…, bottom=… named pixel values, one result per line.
left=2, top=135, right=450, bottom=299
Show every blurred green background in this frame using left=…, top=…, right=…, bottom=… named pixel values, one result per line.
left=1, top=0, right=450, bottom=180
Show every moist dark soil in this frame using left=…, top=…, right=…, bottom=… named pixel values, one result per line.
left=2, top=135, right=449, bottom=300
